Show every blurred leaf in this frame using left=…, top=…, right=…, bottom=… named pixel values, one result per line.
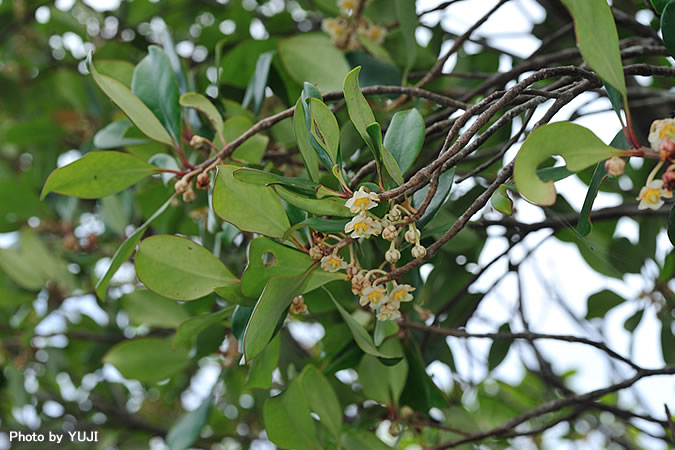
left=135, top=235, right=238, bottom=301
left=299, top=365, right=342, bottom=438
left=586, top=289, right=624, bottom=319
left=652, top=0, right=671, bottom=14
left=93, top=119, right=149, bottom=149
left=121, top=289, right=190, bottom=328
left=394, top=0, right=417, bottom=72
left=491, top=185, right=514, bottom=215
left=174, top=306, right=235, bottom=350
left=278, top=35, right=351, bottom=92
left=166, top=384, right=216, bottom=450
left=669, top=204, right=675, bottom=246
left=263, top=379, right=321, bottom=450
left=103, top=337, right=190, bottom=383
left=247, top=333, right=280, bottom=389
left=624, top=309, right=644, bottom=332
left=41, top=151, right=156, bottom=200
left=487, top=323, right=513, bottom=371
left=358, top=339, right=408, bottom=406
left=243, top=51, right=275, bottom=116
left=661, top=2, right=675, bottom=57
left=577, top=162, right=608, bottom=236
left=400, top=334, right=448, bottom=412
left=180, top=93, right=224, bottom=144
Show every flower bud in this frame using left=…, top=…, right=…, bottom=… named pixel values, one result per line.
left=382, top=225, right=398, bottom=241
left=411, top=244, right=426, bottom=259
left=174, top=177, right=189, bottom=194
left=309, top=245, right=324, bottom=261
left=345, top=263, right=360, bottom=281
left=404, top=226, right=420, bottom=244
left=189, top=135, right=206, bottom=147
left=182, top=187, right=197, bottom=203
left=604, top=156, right=625, bottom=177
left=660, top=139, right=675, bottom=162
left=662, top=165, right=675, bottom=191
left=385, top=247, right=401, bottom=264
left=389, top=206, right=402, bottom=221
left=290, top=296, right=307, bottom=314
left=196, top=172, right=210, bottom=190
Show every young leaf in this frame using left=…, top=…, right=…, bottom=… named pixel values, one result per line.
left=89, top=54, right=174, bottom=146
left=102, top=337, right=190, bottom=383
left=41, top=151, right=156, bottom=200
left=383, top=109, right=425, bottom=175
left=135, top=235, right=238, bottom=301
left=212, top=165, right=291, bottom=238
left=294, top=98, right=321, bottom=182
left=299, top=365, right=342, bottom=439
left=561, top=0, right=626, bottom=97
left=274, top=185, right=352, bottom=217
left=131, top=46, right=181, bottom=143
left=243, top=272, right=311, bottom=360
left=513, top=122, right=623, bottom=205
left=491, top=185, right=514, bottom=216
left=95, top=195, right=172, bottom=300
left=263, top=379, right=321, bottom=450
left=166, top=384, right=216, bottom=450
left=309, top=98, right=340, bottom=164
left=179, top=92, right=224, bottom=143
left=343, top=67, right=376, bottom=151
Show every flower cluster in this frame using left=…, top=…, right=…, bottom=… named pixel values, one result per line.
left=351, top=270, right=415, bottom=321
left=634, top=118, right=675, bottom=210
left=321, top=0, right=386, bottom=49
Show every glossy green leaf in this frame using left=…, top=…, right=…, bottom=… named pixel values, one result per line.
left=278, top=35, right=351, bottom=92
left=180, top=92, right=224, bottom=144
left=383, top=109, right=425, bottom=175
left=491, top=185, right=514, bottom=215
left=487, top=323, right=513, bottom=371
left=300, top=84, right=334, bottom=171
left=274, top=185, right=352, bottom=217
left=131, top=46, right=181, bottom=143
left=652, top=0, right=671, bottom=14
left=343, top=67, right=376, bottom=151
left=41, top=151, right=156, bottom=200
left=309, top=98, right=339, bottom=163
left=243, top=51, right=274, bottom=116
left=166, top=385, right=215, bottom=450
left=240, top=237, right=343, bottom=298
left=513, top=122, right=623, bottom=205
left=561, top=0, right=626, bottom=97
left=263, top=379, right=321, bottom=450
left=323, top=287, right=398, bottom=359
left=294, top=98, right=321, bottom=182
left=586, top=289, right=624, bottom=319
left=95, top=195, right=173, bottom=300
left=93, top=119, right=149, bottom=149
left=662, top=2, right=675, bottom=57
left=89, top=54, right=174, bottom=146
left=212, top=165, right=291, bottom=238
left=299, top=365, right=342, bottom=438
left=244, top=272, right=310, bottom=360
left=233, top=167, right=318, bottom=196
left=135, top=235, right=238, bottom=301
left=121, top=289, right=189, bottom=328
left=102, top=337, right=190, bottom=383
left=412, top=168, right=455, bottom=229
left=247, top=334, right=280, bottom=389
left=174, top=307, right=235, bottom=350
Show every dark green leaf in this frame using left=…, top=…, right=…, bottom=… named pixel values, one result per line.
left=586, top=289, right=624, bottom=319
left=662, top=2, right=675, bottom=57
left=263, top=379, right=321, bottom=450
left=383, top=109, right=425, bottom=175
left=166, top=384, right=216, bottom=450
left=487, top=323, right=513, bottom=371
left=174, top=307, right=236, bottom=350
left=412, top=168, right=455, bottom=229
left=103, top=337, right=190, bottom=383
left=299, top=365, right=342, bottom=438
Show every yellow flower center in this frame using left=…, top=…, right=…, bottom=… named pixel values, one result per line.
left=353, top=221, right=370, bottom=233
left=644, top=188, right=660, bottom=204
left=326, top=256, right=340, bottom=267
left=659, top=124, right=675, bottom=139
left=368, top=291, right=383, bottom=303
left=392, top=289, right=407, bottom=302
left=353, top=197, right=371, bottom=208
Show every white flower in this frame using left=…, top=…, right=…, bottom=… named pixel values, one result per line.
left=404, top=225, right=420, bottom=244
left=345, top=186, right=380, bottom=213
left=320, top=253, right=348, bottom=272
left=604, top=157, right=625, bottom=177
left=385, top=247, right=401, bottom=264
left=359, top=24, right=386, bottom=45
left=637, top=179, right=672, bottom=210
left=377, top=300, right=401, bottom=321
left=390, top=284, right=415, bottom=303
left=411, top=244, right=426, bottom=259
left=382, top=225, right=398, bottom=241
left=388, top=206, right=402, bottom=221
left=351, top=272, right=369, bottom=295
left=344, top=213, right=382, bottom=238
left=338, top=0, right=359, bottom=14
left=359, top=284, right=387, bottom=309
left=648, top=118, right=675, bottom=152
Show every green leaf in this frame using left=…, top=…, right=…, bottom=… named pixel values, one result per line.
left=394, top=0, right=417, bottom=72
left=297, top=217, right=351, bottom=233
left=93, top=119, right=149, bottom=149
left=274, top=185, right=352, bottom=217
left=309, top=98, right=340, bottom=164
left=585, top=289, right=624, bottom=319
left=166, top=385, right=216, bottom=450
left=148, top=153, right=180, bottom=185
left=95, top=59, right=135, bottom=87
left=222, top=116, right=269, bottom=163
left=652, top=0, right=671, bottom=14
left=323, top=287, right=398, bottom=359
left=374, top=319, right=398, bottom=347
left=340, top=429, right=391, bottom=450
left=299, top=365, right=342, bottom=438
left=244, top=272, right=311, bottom=360
left=358, top=340, right=408, bottom=406
left=243, top=51, right=275, bottom=116
left=263, top=379, right=321, bottom=450
left=668, top=204, right=675, bottom=246
left=174, top=307, right=235, bottom=350
left=491, top=185, right=514, bottom=215
left=662, top=2, right=675, bottom=57
left=343, top=67, right=376, bottom=151
left=561, top=0, right=626, bottom=97
left=368, top=122, right=404, bottom=185
left=95, top=195, right=172, bottom=300
left=624, top=309, right=644, bottom=332
left=212, top=165, right=291, bottom=238
left=121, top=289, right=190, bottom=328
left=41, top=151, right=156, bottom=200
left=399, top=333, right=448, bottom=412
left=605, top=83, right=624, bottom=120
left=135, top=235, right=238, bottom=301
left=513, top=122, right=623, bottom=205
left=180, top=93, right=224, bottom=144
left=294, top=98, right=321, bottom=182
left=131, top=46, right=181, bottom=143
left=247, top=334, right=280, bottom=389
left=412, top=168, right=455, bottom=229
left=233, top=167, right=318, bottom=196
left=102, top=337, right=190, bottom=383
left=89, top=54, right=174, bottom=146
left=576, top=162, right=608, bottom=236
left=240, top=237, right=343, bottom=298
left=487, top=323, right=513, bottom=371
left=660, top=315, right=675, bottom=365
left=383, top=109, right=425, bottom=175
left=278, top=35, right=351, bottom=92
